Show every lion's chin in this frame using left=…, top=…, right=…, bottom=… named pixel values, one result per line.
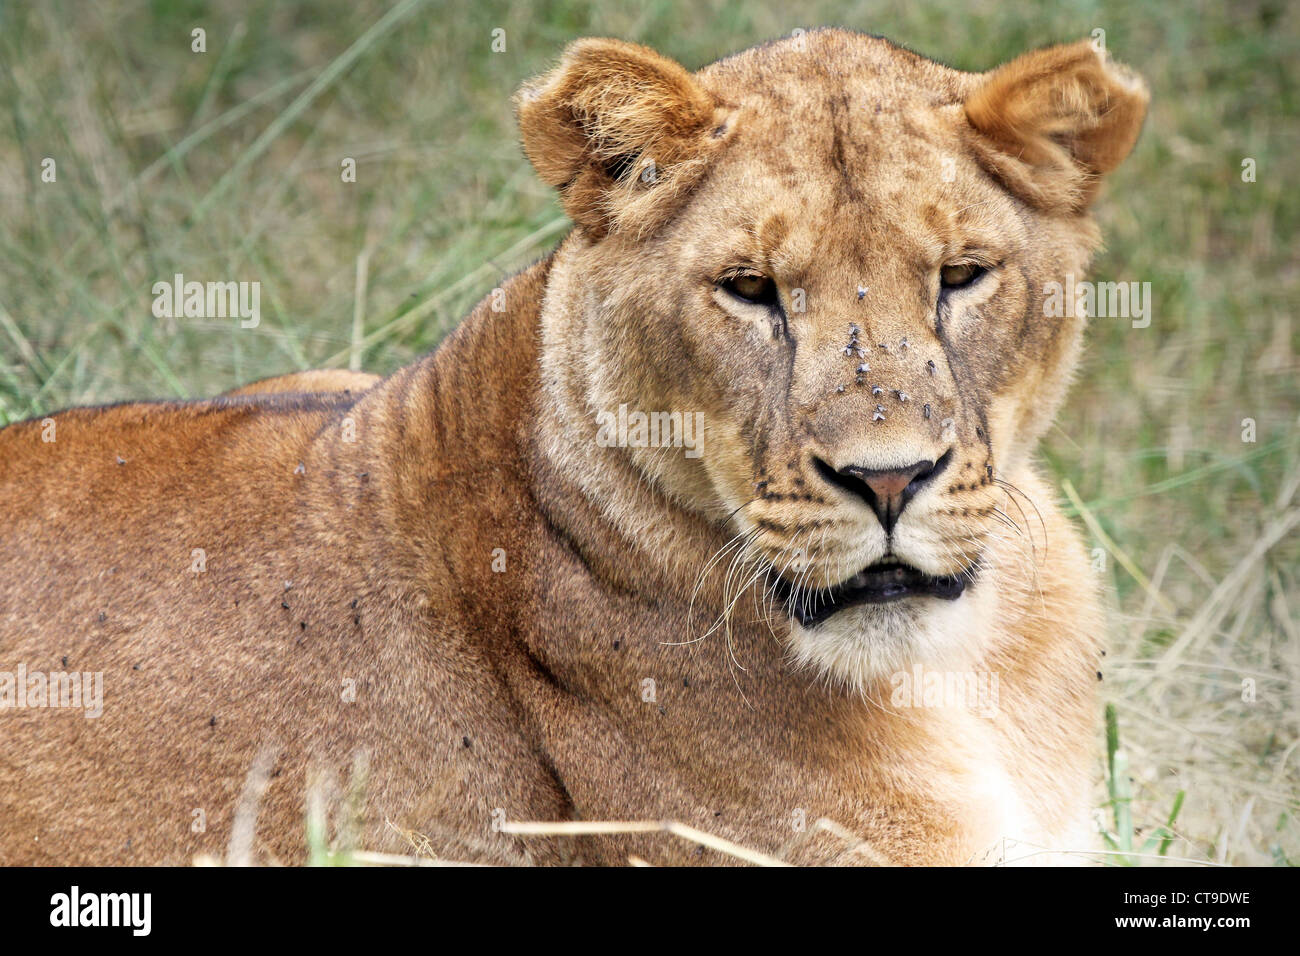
left=781, top=571, right=990, bottom=693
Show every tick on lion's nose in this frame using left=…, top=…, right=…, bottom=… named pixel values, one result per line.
left=813, top=450, right=953, bottom=534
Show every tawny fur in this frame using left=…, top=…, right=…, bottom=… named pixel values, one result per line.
left=0, top=30, right=1145, bottom=866
left=221, top=369, right=382, bottom=397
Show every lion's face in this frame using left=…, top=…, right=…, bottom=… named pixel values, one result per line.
left=520, top=30, right=1146, bottom=685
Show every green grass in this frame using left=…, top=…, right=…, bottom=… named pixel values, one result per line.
left=1, top=0, right=1297, bottom=865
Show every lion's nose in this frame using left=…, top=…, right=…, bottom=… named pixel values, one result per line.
left=813, top=450, right=952, bottom=534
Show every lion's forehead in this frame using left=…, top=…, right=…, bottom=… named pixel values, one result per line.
left=693, top=116, right=1001, bottom=256
left=697, top=29, right=971, bottom=110
left=725, top=104, right=959, bottom=194
left=692, top=32, right=989, bottom=234
left=684, top=122, right=1020, bottom=284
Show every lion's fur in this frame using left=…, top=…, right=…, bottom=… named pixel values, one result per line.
left=0, top=29, right=1145, bottom=865
left=222, top=369, right=381, bottom=397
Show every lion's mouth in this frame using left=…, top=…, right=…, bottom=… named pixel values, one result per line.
left=774, top=561, right=970, bottom=627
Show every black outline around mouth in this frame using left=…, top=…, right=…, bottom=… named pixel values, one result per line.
left=774, top=560, right=971, bottom=627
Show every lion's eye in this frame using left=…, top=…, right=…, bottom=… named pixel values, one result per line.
left=720, top=273, right=778, bottom=306
left=939, top=262, right=986, bottom=290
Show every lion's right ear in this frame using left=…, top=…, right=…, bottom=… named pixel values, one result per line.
left=964, top=40, right=1148, bottom=212
left=515, top=38, right=733, bottom=239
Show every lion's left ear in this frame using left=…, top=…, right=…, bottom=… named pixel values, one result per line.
left=964, top=40, right=1149, bottom=212
left=515, top=38, right=733, bottom=238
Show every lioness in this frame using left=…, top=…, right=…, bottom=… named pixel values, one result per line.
left=0, top=30, right=1146, bottom=866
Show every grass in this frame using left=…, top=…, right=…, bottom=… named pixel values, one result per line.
left=1, top=0, right=1297, bottom=865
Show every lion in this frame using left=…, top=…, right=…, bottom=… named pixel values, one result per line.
left=0, top=29, right=1146, bottom=866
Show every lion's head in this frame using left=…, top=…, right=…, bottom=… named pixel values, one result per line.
left=519, top=29, right=1146, bottom=688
